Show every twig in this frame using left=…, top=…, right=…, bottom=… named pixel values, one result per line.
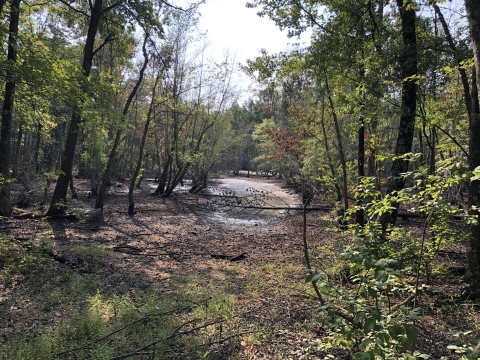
left=390, top=293, right=417, bottom=312
left=110, top=319, right=212, bottom=360
left=193, top=330, right=259, bottom=348
left=110, top=305, right=263, bottom=359
left=54, top=306, right=192, bottom=357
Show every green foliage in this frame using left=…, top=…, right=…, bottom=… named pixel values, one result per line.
left=303, top=159, right=474, bottom=358
left=0, top=234, right=52, bottom=275
left=2, top=287, right=241, bottom=360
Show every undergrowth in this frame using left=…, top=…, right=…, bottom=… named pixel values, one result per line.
left=0, top=239, right=248, bottom=360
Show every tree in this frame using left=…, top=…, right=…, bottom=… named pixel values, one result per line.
left=464, top=0, right=480, bottom=298
left=47, top=0, right=163, bottom=215
left=95, top=35, right=150, bottom=210
left=129, top=71, right=161, bottom=215
left=0, top=0, right=21, bottom=216
left=46, top=0, right=121, bottom=215
left=381, top=0, right=418, bottom=227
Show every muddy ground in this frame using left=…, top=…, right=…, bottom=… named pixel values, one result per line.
left=0, top=175, right=478, bottom=359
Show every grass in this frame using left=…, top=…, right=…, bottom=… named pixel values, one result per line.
left=73, top=245, right=111, bottom=259
left=0, top=235, right=259, bottom=360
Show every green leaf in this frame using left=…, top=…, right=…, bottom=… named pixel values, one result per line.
left=371, top=309, right=381, bottom=321
left=388, top=324, right=404, bottom=339
left=316, top=305, right=330, bottom=312
left=363, top=318, right=376, bottom=334
left=405, top=324, right=419, bottom=344
left=377, top=332, right=390, bottom=345
left=353, top=311, right=366, bottom=324
left=367, top=287, right=377, bottom=298
left=354, top=352, right=374, bottom=360
left=327, top=307, right=338, bottom=316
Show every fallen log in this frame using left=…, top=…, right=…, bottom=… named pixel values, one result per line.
left=211, top=253, right=247, bottom=261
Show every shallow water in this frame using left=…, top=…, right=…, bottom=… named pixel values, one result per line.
left=209, top=178, right=298, bottom=224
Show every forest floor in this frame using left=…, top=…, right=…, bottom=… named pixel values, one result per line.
left=0, top=175, right=479, bottom=359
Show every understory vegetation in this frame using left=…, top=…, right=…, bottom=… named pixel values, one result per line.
left=1, top=0, right=480, bottom=358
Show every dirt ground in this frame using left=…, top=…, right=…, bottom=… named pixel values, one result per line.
left=0, top=175, right=479, bottom=359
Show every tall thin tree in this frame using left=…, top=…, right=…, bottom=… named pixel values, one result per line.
left=0, top=0, right=21, bottom=216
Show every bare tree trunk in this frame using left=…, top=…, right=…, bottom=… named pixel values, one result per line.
left=128, top=74, right=160, bottom=215
left=380, top=0, right=417, bottom=228
left=464, top=0, right=480, bottom=299
left=12, top=124, right=22, bottom=179
left=434, top=4, right=474, bottom=120
left=47, top=0, right=114, bottom=216
left=0, top=0, right=21, bottom=216
left=33, top=120, right=41, bottom=175
left=319, top=95, right=342, bottom=202
left=325, top=75, right=349, bottom=212
left=356, top=117, right=365, bottom=226
left=95, top=36, right=149, bottom=210
left=153, top=153, right=172, bottom=196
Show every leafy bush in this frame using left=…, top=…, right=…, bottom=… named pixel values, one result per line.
left=303, top=159, right=478, bottom=359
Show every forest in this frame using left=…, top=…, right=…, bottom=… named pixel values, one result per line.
left=1, top=0, right=480, bottom=359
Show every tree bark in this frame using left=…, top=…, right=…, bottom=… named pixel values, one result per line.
left=47, top=0, right=105, bottom=216
left=356, top=117, right=365, bottom=226
left=464, top=0, right=480, bottom=299
left=33, top=120, right=41, bottom=175
left=325, top=74, right=349, bottom=212
left=128, top=74, right=160, bottom=215
left=434, top=4, right=474, bottom=121
left=0, top=0, right=21, bottom=216
left=381, top=0, right=417, bottom=228
left=95, top=36, right=149, bottom=210
left=12, top=123, right=22, bottom=179
left=319, top=95, right=342, bottom=202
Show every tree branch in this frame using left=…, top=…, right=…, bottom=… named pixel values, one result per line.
left=159, top=0, right=185, bottom=12
left=103, top=1, right=122, bottom=13
left=433, top=124, right=469, bottom=159
left=58, top=0, right=89, bottom=17
left=54, top=306, right=193, bottom=357
left=92, top=34, right=115, bottom=57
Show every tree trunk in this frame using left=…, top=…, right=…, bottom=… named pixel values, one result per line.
left=95, top=36, right=149, bottom=210
left=47, top=0, right=104, bottom=216
left=33, top=120, right=42, bottom=175
left=319, top=95, right=342, bottom=202
left=0, top=0, right=21, bottom=216
left=69, top=173, right=77, bottom=199
left=12, top=123, right=22, bottom=179
left=153, top=154, right=172, bottom=196
left=355, top=117, right=365, bottom=226
left=434, top=4, right=474, bottom=121
left=464, top=0, right=480, bottom=299
left=128, top=74, right=160, bottom=215
left=325, top=75, right=349, bottom=212
left=381, top=0, right=418, bottom=228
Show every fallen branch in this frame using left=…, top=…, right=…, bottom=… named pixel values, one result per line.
left=390, top=293, right=417, bottom=312
left=192, top=330, right=259, bottom=348
left=110, top=305, right=263, bottom=360
left=109, top=319, right=208, bottom=360
left=211, top=253, right=247, bottom=261
left=54, top=306, right=193, bottom=357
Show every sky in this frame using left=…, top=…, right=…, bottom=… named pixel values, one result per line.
left=197, top=0, right=294, bottom=64
left=196, top=0, right=310, bottom=101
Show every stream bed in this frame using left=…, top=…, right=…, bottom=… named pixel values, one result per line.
left=208, top=177, right=299, bottom=224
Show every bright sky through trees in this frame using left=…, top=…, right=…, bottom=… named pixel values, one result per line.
left=198, top=0, right=292, bottom=63
left=197, top=0, right=311, bottom=100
